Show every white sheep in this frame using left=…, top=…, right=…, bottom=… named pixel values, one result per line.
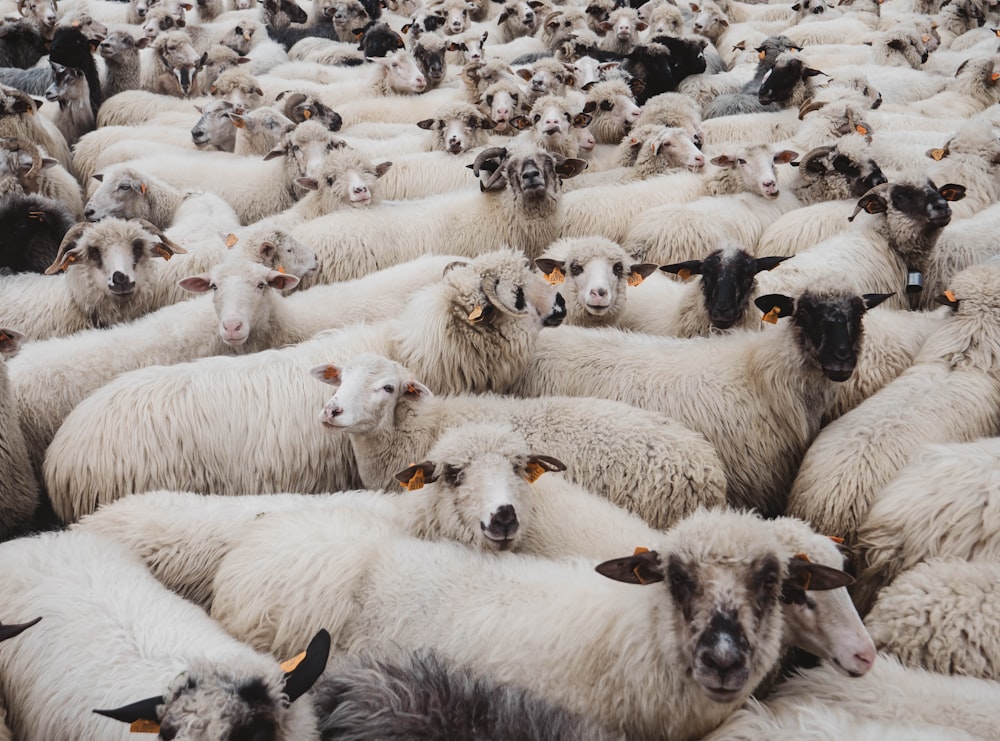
left=787, top=262, right=1000, bottom=544
left=290, top=148, right=587, bottom=282
left=416, top=100, right=495, bottom=153
left=510, top=284, right=893, bottom=517
left=509, top=93, right=593, bottom=160
left=924, top=201, right=1000, bottom=308
left=43, top=251, right=564, bottom=519
left=310, top=352, right=727, bottom=528
left=0, top=218, right=187, bottom=341
left=209, top=507, right=853, bottom=740
left=704, top=654, right=1000, bottom=740
left=883, top=54, right=1000, bottom=118
left=0, top=86, right=73, bottom=176
left=852, top=436, right=1000, bottom=614
left=865, top=558, right=1000, bottom=680
left=0, top=529, right=327, bottom=740
left=0, top=135, right=83, bottom=220
left=0, top=329, right=37, bottom=541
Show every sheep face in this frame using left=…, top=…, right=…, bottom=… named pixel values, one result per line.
left=45, top=219, right=186, bottom=308
left=239, top=226, right=320, bottom=278
left=296, top=149, right=390, bottom=209
left=495, top=152, right=586, bottom=214
left=497, top=0, right=547, bottom=37
left=583, top=81, right=641, bottom=145
left=98, top=30, right=147, bottom=61
left=260, top=0, right=308, bottom=29
left=19, top=0, right=58, bottom=29
left=131, top=0, right=160, bottom=22
left=372, top=49, right=427, bottom=94
left=229, top=107, right=294, bottom=155
left=794, top=142, right=887, bottom=201
left=412, top=38, right=446, bottom=87
left=222, top=24, right=255, bottom=56
left=86, top=169, right=156, bottom=222
left=179, top=259, right=299, bottom=347
left=447, top=30, right=487, bottom=64
left=358, top=22, right=406, bottom=59
left=417, top=104, right=494, bottom=154
left=689, top=1, right=728, bottom=43
left=43, top=62, right=86, bottom=106
left=280, top=121, right=348, bottom=181
left=480, top=82, right=520, bottom=131
left=191, top=100, right=236, bottom=149
left=624, top=126, right=704, bottom=172
left=156, top=33, right=203, bottom=96
left=646, top=3, right=683, bottom=36
left=758, top=56, right=824, bottom=106
left=210, top=70, right=264, bottom=109
left=312, top=354, right=429, bottom=432
left=279, top=93, right=343, bottom=132
left=0, top=135, right=46, bottom=191
left=710, top=146, right=797, bottom=199
left=324, top=0, right=370, bottom=41
left=141, top=7, right=184, bottom=40
left=95, top=632, right=329, bottom=741
left=755, top=290, right=892, bottom=382
left=435, top=0, right=472, bottom=34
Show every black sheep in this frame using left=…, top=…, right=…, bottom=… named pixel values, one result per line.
left=0, top=27, right=102, bottom=113
left=0, top=191, right=75, bottom=274
left=0, top=19, right=49, bottom=70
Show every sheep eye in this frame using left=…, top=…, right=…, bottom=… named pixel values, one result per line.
left=118, top=183, right=131, bottom=191
left=292, top=145, right=300, bottom=153
left=326, top=142, right=337, bottom=150
left=612, top=262, right=624, bottom=276
left=737, top=158, right=747, bottom=165
left=87, top=246, right=101, bottom=262
left=382, top=384, right=394, bottom=392
left=257, top=281, right=266, bottom=289
left=600, top=100, right=614, bottom=110
left=326, top=176, right=334, bottom=185
left=569, top=263, right=583, bottom=276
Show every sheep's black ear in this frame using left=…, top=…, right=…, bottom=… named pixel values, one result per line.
left=754, top=256, right=790, bottom=273
left=93, top=696, right=164, bottom=724
left=523, top=454, right=567, bottom=483
left=0, top=616, right=40, bottom=643
left=507, top=115, right=531, bottom=130
left=554, top=158, right=587, bottom=178
left=661, top=259, right=702, bottom=279
left=935, top=290, right=959, bottom=309
left=628, top=77, right=646, bottom=96
left=628, top=263, right=658, bottom=285
left=534, top=257, right=565, bottom=277
left=93, top=173, right=104, bottom=182
left=596, top=549, right=663, bottom=585
left=394, top=461, right=438, bottom=489
left=938, top=183, right=966, bottom=202
left=416, top=117, right=436, bottom=129
left=754, top=293, right=795, bottom=323
left=282, top=629, right=331, bottom=704
left=861, top=292, right=894, bottom=310
left=850, top=191, right=887, bottom=220
left=783, top=556, right=854, bottom=599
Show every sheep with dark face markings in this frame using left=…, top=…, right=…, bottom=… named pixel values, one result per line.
left=511, top=285, right=893, bottom=516
left=43, top=62, right=95, bottom=147
left=478, top=77, right=523, bottom=132
left=278, top=91, right=343, bottom=131
left=290, top=148, right=587, bottom=281
left=417, top=101, right=494, bottom=154
left=581, top=78, right=641, bottom=143
left=44, top=251, right=565, bottom=516
left=0, top=218, right=187, bottom=341
left=495, top=0, right=547, bottom=43
left=411, top=32, right=447, bottom=90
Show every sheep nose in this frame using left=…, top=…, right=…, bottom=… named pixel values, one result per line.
left=109, top=272, right=135, bottom=294
left=491, top=505, right=518, bottom=534
left=693, top=154, right=705, bottom=166
left=591, top=287, right=607, bottom=298
left=353, top=184, right=368, bottom=195
left=84, top=207, right=97, bottom=221
left=137, top=8, right=147, bottom=16
left=223, top=319, right=244, bottom=336
left=494, top=106, right=510, bottom=119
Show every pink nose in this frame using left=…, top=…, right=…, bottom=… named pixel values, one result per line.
left=223, top=319, right=244, bottom=336
left=353, top=185, right=368, bottom=194
left=495, top=107, right=510, bottom=119
left=545, top=116, right=560, bottom=126
left=693, top=154, right=705, bottom=165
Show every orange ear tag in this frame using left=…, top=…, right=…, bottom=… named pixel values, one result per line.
left=929, top=148, right=946, bottom=161
left=677, top=268, right=692, bottom=280
left=225, top=233, right=239, bottom=248
left=758, top=50, right=765, bottom=60
left=993, top=72, right=1000, bottom=81
left=404, top=468, right=426, bottom=491
left=302, top=109, right=312, bottom=119
left=139, top=183, right=147, bottom=195
left=524, top=462, right=546, bottom=483
left=944, top=290, right=957, bottom=302
left=828, top=535, right=845, bottom=545
left=467, top=305, right=484, bottom=323
left=277, top=266, right=286, bottom=274
left=280, top=651, right=307, bottom=672
left=545, top=266, right=565, bottom=285
left=130, top=720, right=160, bottom=734
left=633, top=546, right=650, bottom=555
left=154, top=244, right=173, bottom=260
left=627, top=272, right=645, bottom=287
left=321, top=366, right=339, bottom=381
left=855, top=124, right=868, bottom=136
left=761, top=306, right=781, bottom=324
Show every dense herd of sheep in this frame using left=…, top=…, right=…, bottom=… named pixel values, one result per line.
left=0, top=0, right=999, bottom=735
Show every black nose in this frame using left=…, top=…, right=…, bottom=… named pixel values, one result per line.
left=84, top=207, right=96, bottom=220
left=112, top=271, right=130, bottom=286
left=493, top=504, right=516, bottom=530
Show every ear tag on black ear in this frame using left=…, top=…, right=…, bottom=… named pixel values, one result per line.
left=280, top=651, right=307, bottom=673
left=130, top=720, right=160, bottom=734
left=404, top=468, right=425, bottom=491
left=677, top=268, right=692, bottom=280
left=944, top=290, right=957, bottom=303
left=468, top=305, right=484, bottom=323
left=761, top=306, right=781, bottom=324
left=545, top=266, right=565, bottom=285
left=906, top=271, right=923, bottom=294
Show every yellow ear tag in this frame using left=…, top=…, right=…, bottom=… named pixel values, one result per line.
left=404, top=468, right=426, bottom=491
left=922, top=34, right=930, bottom=42
left=944, top=290, right=957, bottom=302
left=993, top=72, right=1000, bottom=81
left=930, top=148, right=946, bottom=161
left=72, top=19, right=81, bottom=26
left=677, top=268, right=692, bottom=281
left=154, top=244, right=173, bottom=260
left=627, top=272, right=645, bottom=287
left=545, top=266, right=565, bottom=285
left=280, top=651, right=307, bottom=673
left=225, top=233, right=239, bottom=248
left=761, top=306, right=781, bottom=324
left=63, top=254, right=76, bottom=267
left=130, top=720, right=160, bottom=734
left=758, top=50, right=765, bottom=60
left=468, top=304, right=484, bottom=323
left=855, top=124, right=868, bottom=135
left=524, top=462, right=546, bottom=483
left=302, top=109, right=312, bottom=119
left=633, top=546, right=650, bottom=555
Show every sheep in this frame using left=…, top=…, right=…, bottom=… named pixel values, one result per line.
left=0, top=218, right=187, bottom=341
left=704, top=654, right=1000, bottom=740
left=41, top=61, right=95, bottom=147
left=0, top=530, right=327, bottom=741
left=228, top=105, right=294, bottom=155
left=144, top=29, right=205, bottom=97
left=702, top=45, right=809, bottom=119
left=580, top=78, right=641, bottom=144
left=43, top=251, right=565, bottom=517
left=311, top=353, right=726, bottom=528
left=755, top=180, right=967, bottom=312
left=510, top=285, right=893, bottom=516
left=533, top=236, right=657, bottom=327
left=598, top=7, right=645, bottom=54
left=208, top=66, right=263, bottom=108
left=196, top=43, right=249, bottom=93
left=277, top=90, right=342, bottom=131
left=0, top=19, right=48, bottom=70
left=0, top=329, right=37, bottom=541
left=411, top=31, right=448, bottom=90
left=138, top=4, right=187, bottom=42
left=621, top=144, right=799, bottom=266
left=786, top=263, right=1000, bottom=545
left=97, top=29, right=149, bottom=99
left=283, top=146, right=390, bottom=217
left=863, top=558, right=1000, bottom=681
left=0, top=191, right=74, bottom=274
left=209, top=507, right=846, bottom=740
left=117, top=122, right=339, bottom=225
left=514, top=56, right=574, bottom=105
left=509, top=93, right=592, bottom=159
left=0, top=84, right=72, bottom=173
left=6, top=256, right=306, bottom=471
left=921, top=119, right=1000, bottom=219
left=884, top=54, right=1000, bottom=117
left=0, top=24, right=99, bottom=102
left=416, top=100, right=494, bottom=153
left=788, top=135, right=888, bottom=205
left=290, top=148, right=587, bottom=282
left=476, top=76, right=524, bottom=132
left=494, top=0, right=546, bottom=44
left=852, top=436, right=1000, bottom=615
left=634, top=90, right=705, bottom=144
left=313, top=650, right=619, bottom=741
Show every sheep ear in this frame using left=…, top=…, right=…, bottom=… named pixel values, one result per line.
left=93, top=696, right=164, bottom=725
left=0, top=616, right=40, bottom=642
left=416, top=117, right=436, bottom=129
left=523, top=454, right=567, bottom=483
left=754, top=256, right=790, bottom=273
left=515, top=68, right=533, bottom=81
left=861, top=293, right=894, bottom=310
left=310, top=363, right=343, bottom=386
left=595, top=549, right=663, bottom=585
left=534, top=258, right=565, bottom=284
left=45, top=222, right=90, bottom=274
left=136, top=36, right=150, bottom=49
left=554, top=158, right=587, bottom=179
left=374, top=161, right=392, bottom=177
left=627, top=263, right=658, bottom=286
left=402, top=380, right=432, bottom=399
left=710, top=154, right=736, bottom=168
left=282, top=629, right=331, bottom=704
left=394, top=461, right=438, bottom=489
left=661, top=259, right=702, bottom=280
left=935, top=290, right=959, bottom=309
left=850, top=191, right=887, bottom=220
left=295, top=177, right=319, bottom=191
left=773, top=150, right=799, bottom=165
left=571, top=112, right=592, bottom=127
left=39, top=156, right=57, bottom=170
left=754, top=293, right=795, bottom=324
left=0, top=328, right=24, bottom=361
left=267, top=271, right=300, bottom=291
left=478, top=117, right=496, bottom=130
left=263, top=148, right=286, bottom=161
left=177, top=274, right=213, bottom=293
left=629, top=77, right=646, bottom=96
left=783, top=556, right=854, bottom=597
left=136, top=220, right=187, bottom=258
left=507, top=115, right=532, bottom=130
left=938, top=183, right=966, bottom=202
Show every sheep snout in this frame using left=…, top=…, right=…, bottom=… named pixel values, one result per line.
left=693, top=612, right=752, bottom=701
left=109, top=271, right=136, bottom=295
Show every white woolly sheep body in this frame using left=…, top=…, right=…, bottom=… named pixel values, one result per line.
left=209, top=508, right=793, bottom=740
left=0, top=529, right=322, bottom=741
left=0, top=331, right=37, bottom=540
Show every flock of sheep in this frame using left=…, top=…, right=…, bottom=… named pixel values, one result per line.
left=0, top=0, right=999, bottom=735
